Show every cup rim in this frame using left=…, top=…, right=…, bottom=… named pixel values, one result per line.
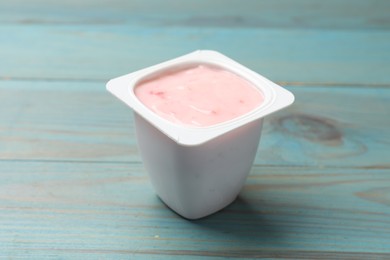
left=106, top=50, right=294, bottom=146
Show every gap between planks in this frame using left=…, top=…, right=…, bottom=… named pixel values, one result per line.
left=1, top=158, right=389, bottom=170
left=1, top=77, right=390, bottom=88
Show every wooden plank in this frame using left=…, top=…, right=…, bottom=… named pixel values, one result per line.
left=0, top=161, right=389, bottom=258
left=1, top=81, right=389, bottom=168
left=1, top=25, right=390, bottom=85
left=1, top=0, right=390, bottom=30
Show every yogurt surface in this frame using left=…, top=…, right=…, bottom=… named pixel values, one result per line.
left=135, top=64, right=264, bottom=127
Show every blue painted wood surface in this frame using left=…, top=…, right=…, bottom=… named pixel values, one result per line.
left=1, top=1, right=390, bottom=258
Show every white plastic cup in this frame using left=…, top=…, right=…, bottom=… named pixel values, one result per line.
left=107, top=50, right=294, bottom=219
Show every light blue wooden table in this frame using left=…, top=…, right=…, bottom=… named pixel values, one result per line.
left=1, top=1, right=390, bottom=258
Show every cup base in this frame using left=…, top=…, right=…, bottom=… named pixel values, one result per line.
left=158, top=193, right=238, bottom=220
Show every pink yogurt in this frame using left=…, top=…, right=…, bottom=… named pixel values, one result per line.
left=135, top=65, right=264, bottom=127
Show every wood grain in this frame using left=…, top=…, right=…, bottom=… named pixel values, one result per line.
left=1, top=0, right=390, bottom=30
left=1, top=25, right=389, bottom=85
left=1, top=81, right=389, bottom=168
left=0, top=161, right=389, bottom=258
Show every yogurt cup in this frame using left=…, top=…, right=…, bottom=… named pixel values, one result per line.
left=107, top=50, right=294, bottom=219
